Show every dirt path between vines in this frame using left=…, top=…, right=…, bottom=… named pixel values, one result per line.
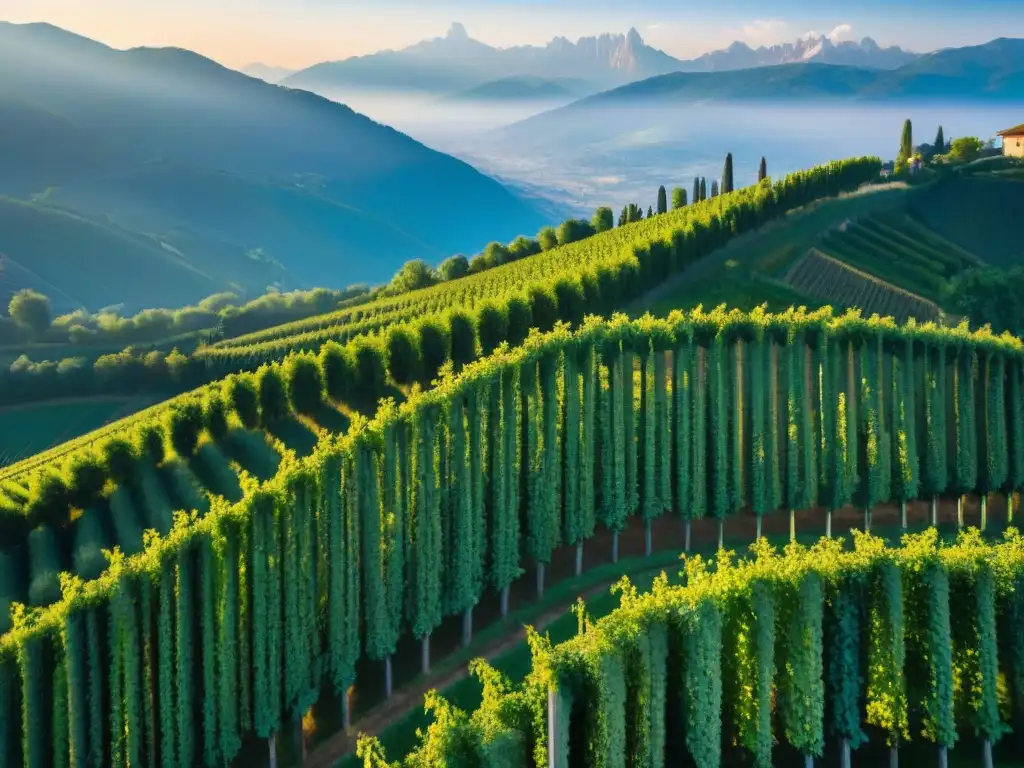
left=302, top=571, right=646, bottom=768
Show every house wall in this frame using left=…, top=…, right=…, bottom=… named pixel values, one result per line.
left=1003, top=136, right=1024, bottom=158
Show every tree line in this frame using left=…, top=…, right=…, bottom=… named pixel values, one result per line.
left=0, top=285, right=373, bottom=349
left=3, top=298, right=1024, bottom=768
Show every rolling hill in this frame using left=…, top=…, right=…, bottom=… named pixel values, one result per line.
left=0, top=21, right=548, bottom=311
left=438, top=75, right=595, bottom=103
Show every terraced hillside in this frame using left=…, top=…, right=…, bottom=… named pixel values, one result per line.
left=815, top=209, right=980, bottom=302
left=783, top=248, right=941, bottom=323
left=909, top=175, right=1024, bottom=268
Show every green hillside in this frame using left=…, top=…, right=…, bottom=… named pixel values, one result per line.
left=0, top=197, right=227, bottom=313
left=908, top=175, right=1024, bottom=267
left=8, top=156, right=1024, bottom=768
left=0, top=21, right=549, bottom=311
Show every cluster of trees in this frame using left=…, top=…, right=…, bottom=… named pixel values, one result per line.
left=0, top=285, right=373, bottom=348
left=892, top=118, right=1002, bottom=174
left=0, top=157, right=876, bottom=411
left=5, top=291, right=1024, bottom=767
left=370, top=528, right=1024, bottom=768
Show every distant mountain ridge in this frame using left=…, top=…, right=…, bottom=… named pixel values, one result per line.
left=438, top=75, right=596, bottom=103
left=0, top=21, right=548, bottom=311
left=497, top=37, right=1024, bottom=140
left=283, top=23, right=921, bottom=95
left=239, top=62, right=296, bottom=83
left=680, top=34, right=920, bottom=71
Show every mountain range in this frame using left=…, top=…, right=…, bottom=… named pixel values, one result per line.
left=495, top=36, right=1024, bottom=143
left=0, top=21, right=547, bottom=313
left=282, top=23, right=921, bottom=97
left=239, top=62, right=296, bottom=83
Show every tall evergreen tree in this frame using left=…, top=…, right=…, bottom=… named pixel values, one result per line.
left=710, top=180, right=719, bottom=198
left=671, top=187, right=687, bottom=209
left=898, top=118, right=913, bottom=165
left=618, top=206, right=628, bottom=227
left=647, top=205, right=654, bottom=219
left=722, top=152, right=734, bottom=194
left=758, top=156, right=767, bottom=182
left=693, top=176, right=700, bottom=205
left=656, top=186, right=667, bottom=214
left=700, top=177, right=707, bottom=201
left=934, top=125, right=945, bottom=154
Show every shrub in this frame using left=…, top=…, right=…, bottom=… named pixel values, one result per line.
left=102, top=437, right=138, bottom=486
left=537, top=226, right=558, bottom=250
left=257, top=366, right=290, bottom=425
left=528, top=285, right=559, bottom=332
left=135, top=423, right=167, bottom=464
left=386, top=326, right=422, bottom=387
left=63, top=451, right=106, bottom=510
left=417, top=318, right=449, bottom=387
left=505, top=294, right=533, bottom=348
left=203, top=392, right=230, bottom=442
left=476, top=301, right=509, bottom=356
left=352, top=337, right=387, bottom=403
left=448, top=309, right=477, bottom=371
left=226, top=374, right=260, bottom=429
left=27, top=470, right=70, bottom=529
left=166, top=400, right=204, bottom=457
left=553, top=276, right=586, bottom=326
left=319, top=341, right=357, bottom=403
left=284, top=353, right=325, bottom=414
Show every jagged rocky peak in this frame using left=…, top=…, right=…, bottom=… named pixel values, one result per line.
left=446, top=22, right=469, bottom=42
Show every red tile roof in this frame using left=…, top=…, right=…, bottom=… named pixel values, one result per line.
left=998, top=123, right=1024, bottom=136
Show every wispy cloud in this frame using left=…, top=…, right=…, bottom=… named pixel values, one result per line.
left=738, top=19, right=793, bottom=44
left=802, top=24, right=856, bottom=43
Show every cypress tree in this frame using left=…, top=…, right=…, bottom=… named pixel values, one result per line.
left=758, top=156, right=767, bottom=182
left=710, top=180, right=719, bottom=198
left=934, top=125, right=945, bottom=154
left=722, top=152, right=734, bottom=194
left=692, top=177, right=700, bottom=206
left=898, top=118, right=913, bottom=166
left=647, top=205, right=654, bottom=219
left=656, top=185, right=667, bottom=214
left=700, top=177, right=707, bottom=201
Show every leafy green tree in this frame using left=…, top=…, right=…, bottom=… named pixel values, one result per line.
left=949, top=136, right=984, bottom=163
left=537, top=226, right=558, bottom=251
left=722, top=152, right=734, bottom=193
left=656, top=186, right=667, bottom=214
left=506, top=236, right=541, bottom=261
left=437, top=255, right=469, bottom=282
left=671, top=187, right=687, bottom=209
left=467, top=252, right=493, bottom=275
left=758, top=156, right=767, bottom=182
left=389, top=260, right=437, bottom=293
left=556, top=219, right=596, bottom=245
left=482, top=241, right=510, bottom=267
left=8, top=289, right=51, bottom=336
left=592, top=207, right=614, bottom=233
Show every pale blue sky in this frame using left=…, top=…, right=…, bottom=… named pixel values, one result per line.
left=5, top=0, right=1023, bottom=69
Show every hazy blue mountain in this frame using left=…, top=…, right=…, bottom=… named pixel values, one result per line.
left=503, top=37, right=1024, bottom=129
left=239, top=62, right=297, bottom=83
left=0, top=21, right=548, bottom=310
left=677, top=35, right=919, bottom=72
left=283, top=23, right=682, bottom=93
left=438, top=75, right=596, bottom=103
